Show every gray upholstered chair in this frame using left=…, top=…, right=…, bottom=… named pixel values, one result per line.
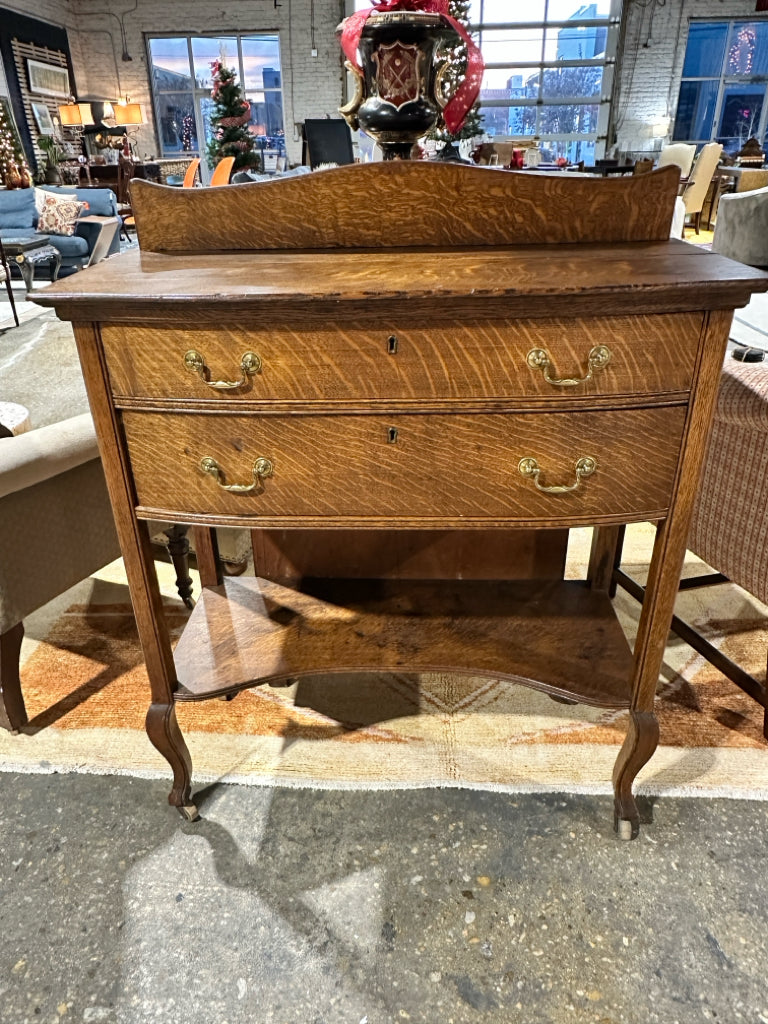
left=713, top=185, right=768, bottom=268
left=0, top=411, right=251, bottom=732
left=0, top=413, right=120, bottom=732
left=610, top=356, right=768, bottom=739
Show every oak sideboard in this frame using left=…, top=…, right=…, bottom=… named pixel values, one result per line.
left=35, top=163, right=768, bottom=838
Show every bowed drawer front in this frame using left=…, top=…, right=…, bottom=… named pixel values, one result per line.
left=102, top=313, right=703, bottom=404
left=121, top=406, right=687, bottom=523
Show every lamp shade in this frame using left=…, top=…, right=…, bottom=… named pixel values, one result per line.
left=114, top=101, right=143, bottom=125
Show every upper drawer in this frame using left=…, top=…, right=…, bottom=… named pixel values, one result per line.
left=102, top=314, right=703, bottom=404
left=122, top=406, right=686, bottom=525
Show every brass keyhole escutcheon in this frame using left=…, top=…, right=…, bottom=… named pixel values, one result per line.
left=388, top=427, right=399, bottom=444
left=387, top=335, right=398, bottom=355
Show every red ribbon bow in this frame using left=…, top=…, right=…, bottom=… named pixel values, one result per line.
left=340, top=0, right=484, bottom=136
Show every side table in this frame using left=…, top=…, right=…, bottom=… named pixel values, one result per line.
left=0, top=402, right=31, bottom=436
left=3, top=237, right=62, bottom=293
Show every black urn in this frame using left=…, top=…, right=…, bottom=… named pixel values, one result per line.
left=338, top=11, right=457, bottom=161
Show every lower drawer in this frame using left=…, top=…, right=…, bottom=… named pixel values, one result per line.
left=121, top=407, right=687, bottom=523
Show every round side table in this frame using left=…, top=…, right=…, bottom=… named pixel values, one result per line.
left=0, top=401, right=31, bottom=436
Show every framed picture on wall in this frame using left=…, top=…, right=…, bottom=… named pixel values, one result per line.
left=31, top=100, right=55, bottom=135
left=26, top=59, right=70, bottom=98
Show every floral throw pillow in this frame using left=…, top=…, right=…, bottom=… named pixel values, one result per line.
left=36, top=194, right=86, bottom=236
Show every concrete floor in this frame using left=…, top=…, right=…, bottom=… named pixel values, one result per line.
left=2, top=774, right=768, bottom=1024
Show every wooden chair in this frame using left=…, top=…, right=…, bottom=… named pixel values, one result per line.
left=0, top=235, right=19, bottom=328
left=632, top=159, right=654, bottom=175
left=209, top=156, right=235, bottom=187
left=681, top=142, right=723, bottom=234
left=182, top=157, right=200, bottom=188
left=117, top=152, right=136, bottom=241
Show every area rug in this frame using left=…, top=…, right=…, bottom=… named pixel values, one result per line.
left=1, top=527, right=766, bottom=800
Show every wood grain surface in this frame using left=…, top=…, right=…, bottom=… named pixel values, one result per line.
left=172, top=576, right=634, bottom=707
left=127, top=163, right=681, bottom=252
left=250, top=527, right=568, bottom=583
left=102, top=313, right=702, bottom=404
left=120, top=406, right=686, bottom=524
left=34, top=239, right=768, bottom=325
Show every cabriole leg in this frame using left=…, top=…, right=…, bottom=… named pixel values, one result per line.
left=146, top=702, right=198, bottom=820
left=612, top=709, right=659, bottom=840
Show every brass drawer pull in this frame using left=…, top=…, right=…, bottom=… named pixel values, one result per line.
left=526, top=345, right=611, bottom=387
left=518, top=456, right=597, bottom=494
left=200, top=455, right=274, bottom=493
left=183, top=349, right=261, bottom=390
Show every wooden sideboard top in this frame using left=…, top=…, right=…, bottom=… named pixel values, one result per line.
left=35, top=237, right=768, bottom=323
left=32, top=163, right=768, bottom=321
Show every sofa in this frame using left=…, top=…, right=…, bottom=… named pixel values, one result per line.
left=713, top=185, right=768, bottom=268
left=0, top=186, right=121, bottom=275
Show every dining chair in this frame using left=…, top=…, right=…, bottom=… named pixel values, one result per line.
left=117, top=152, right=136, bottom=240
left=657, top=143, right=697, bottom=178
left=209, top=156, right=235, bottom=187
left=681, top=142, right=723, bottom=234
left=181, top=157, right=201, bottom=188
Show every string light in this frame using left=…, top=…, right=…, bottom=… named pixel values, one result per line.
left=728, top=26, right=756, bottom=75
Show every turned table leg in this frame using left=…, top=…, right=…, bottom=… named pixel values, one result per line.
left=163, top=524, right=195, bottom=609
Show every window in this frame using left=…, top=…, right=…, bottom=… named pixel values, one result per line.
left=673, top=19, right=768, bottom=159
left=352, top=0, right=621, bottom=163
left=147, top=34, right=285, bottom=178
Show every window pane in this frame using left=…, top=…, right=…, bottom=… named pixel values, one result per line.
left=717, top=83, right=764, bottom=156
left=546, top=1, right=610, bottom=19
left=241, top=36, right=281, bottom=93
left=478, top=28, right=544, bottom=65
left=727, top=22, right=768, bottom=76
left=191, top=37, right=238, bottom=90
left=479, top=105, right=537, bottom=136
left=672, top=80, right=718, bottom=140
left=468, top=0, right=546, bottom=21
left=549, top=22, right=607, bottom=61
left=682, top=23, right=728, bottom=77
left=149, top=38, right=192, bottom=91
left=156, top=93, right=197, bottom=155
left=539, top=103, right=599, bottom=134
left=481, top=67, right=539, bottom=94
left=542, top=138, right=596, bottom=164
left=540, top=65, right=603, bottom=99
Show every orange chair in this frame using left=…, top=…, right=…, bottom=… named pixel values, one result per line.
left=209, top=156, right=235, bottom=187
left=181, top=157, right=200, bottom=188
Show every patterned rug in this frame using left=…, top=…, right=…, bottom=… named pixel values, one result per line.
left=1, top=526, right=766, bottom=799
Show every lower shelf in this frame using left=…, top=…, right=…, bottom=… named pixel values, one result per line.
left=172, top=576, right=634, bottom=708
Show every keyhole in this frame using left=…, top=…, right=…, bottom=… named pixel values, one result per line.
left=387, top=335, right=398, bottom=355
left=388, top=427, right=398, bottom=444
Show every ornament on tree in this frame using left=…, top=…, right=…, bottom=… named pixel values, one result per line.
left=207, top=60, right=260, bottom=173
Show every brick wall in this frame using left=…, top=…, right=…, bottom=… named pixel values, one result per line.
left=613, top=0, right=764, bottom=156
left=7, top=0, right=348, bottom=165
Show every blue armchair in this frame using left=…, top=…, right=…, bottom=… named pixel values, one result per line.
left=0, top=186, right=121, bottom=275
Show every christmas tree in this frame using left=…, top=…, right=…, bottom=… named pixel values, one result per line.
left=429, top=0, right=484, bottom=149
left=207, top=60, right=260, bottom=173
left=0, top=99, right=32, bottom=188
